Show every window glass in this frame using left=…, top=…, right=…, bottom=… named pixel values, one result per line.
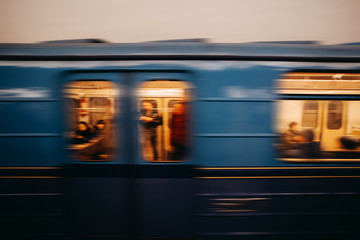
left=137, top=80, right=192, bottom=162
left=302, top=101, right=318, bottom=128
left=276, top=72, right=360, bottom=161
left=327, top=101, right=342, bottom=129
left=89, top=97, right=112, bottom=126
left=64, top=81, right=118, bottom=161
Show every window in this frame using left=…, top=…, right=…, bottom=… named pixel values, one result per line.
left=137, top=80, right=192, bottom=162
left=89, top=97, right=112, bottom=126
left=276, top=72, right=360, bottom=161
left=63, top=81, right=118, bottom=161
left=327, top=101, right=342, bottom=129
left=302, top=101, right=318, bottom=128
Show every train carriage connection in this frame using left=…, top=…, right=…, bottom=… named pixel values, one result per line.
left=0, top=40, right=360, bottom=240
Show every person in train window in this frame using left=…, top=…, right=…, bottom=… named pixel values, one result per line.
left=140, top=100, right=161, bottom=161
left=90, top=119, right=113, bottom=160
left=282, top=122, right=303, bottom=150
left=169, top=101, right=189, bottom=160
left=93, top=119, right=106, bottom=137
left=71, top=121, right=94, bottom=144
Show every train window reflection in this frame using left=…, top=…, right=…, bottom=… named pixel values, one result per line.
left=63, top=81, right=119, bottom=161
left=138, top=80, right=192, bottom=162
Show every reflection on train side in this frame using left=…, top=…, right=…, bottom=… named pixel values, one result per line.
left=63, top=81, right=119, bottom=161
left=137, top=80, right=192, bottom=162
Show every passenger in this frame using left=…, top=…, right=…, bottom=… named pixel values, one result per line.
left=283, top=129, right=323, bottom=158
left=71, top=121, right=93, bottom=144
left=169, top=101, right=189, bottom=160
left=90, top=119, right=113, bottom=160
left=282, top=121, right=303, bottom=149
left=139, top=101, right=161, bottom=161
left=93, top=119, right=106, bottom=137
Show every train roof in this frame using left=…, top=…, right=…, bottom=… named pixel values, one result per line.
left=0, top=39, right=360, bottom=61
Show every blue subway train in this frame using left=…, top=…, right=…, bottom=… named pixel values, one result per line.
left=1, top=39, right=360, bottom=240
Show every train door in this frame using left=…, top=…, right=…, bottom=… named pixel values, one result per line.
left=62, top=72, right=128, bottom=239
left=134, top=73, right=194, bottom=239
left=63, top=71, right=194, bottom=239
left=302, top=101, right=347, bottom=151
left=320, top=101, right=347, bottom=151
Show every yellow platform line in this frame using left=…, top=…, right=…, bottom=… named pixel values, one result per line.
left=196, top=166, right=360, bottom=170
left=195, top=175, right=360, bottom=179
left=0, top=176, right=62, bottom=179
left=0, top=167, right=62, bottom=170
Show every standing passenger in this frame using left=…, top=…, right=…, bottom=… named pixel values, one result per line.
left=169, top=101, right=189, bottom=160
left=93, top=119, right=106, bottom=137
left=139, top=101, right=161, bottom=161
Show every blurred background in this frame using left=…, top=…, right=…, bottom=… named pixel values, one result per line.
left=0, top=0, right=359, bottom=44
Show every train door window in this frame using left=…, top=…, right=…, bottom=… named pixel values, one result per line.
left=276, top=72, right=360, bottom=161
left=63, top=81, right=119, bottom=161
left=327, top=101, right=342, bottom=129
left=137, top=80, right=192, bottom=162
left=89, top=97, right=112, bottom=125
left=302, top=101, right=318, bottom=128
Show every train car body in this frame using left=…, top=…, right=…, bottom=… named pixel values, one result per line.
left=0, top=40, right=360, bottom=240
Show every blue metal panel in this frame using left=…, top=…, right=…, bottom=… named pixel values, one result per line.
left=195, top=67, right=276, bottom=99
left=196, top=137, right=274, bottom=166
left=196, top=178, right=360, bottom=238
left=196, top=101, right=273, bottom=134
left=0, top=67, right=60, bottom=99
left=0, top=137, right=61, bottom=166
left=1, top=42, right=360, bottom=59
left=0, top=102, right=59, bottom=134
left=136, top=178, right=193, bottom=238
left=68, top=177, right=127, bottom=238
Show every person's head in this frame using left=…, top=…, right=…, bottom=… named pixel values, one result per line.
left=95, top=120, right=105, bottom=130
left=289, top=121, right=298, bottom=131
left=78, top=121, right=89, bottom=131
left=142, top=100, right=154, bottom=111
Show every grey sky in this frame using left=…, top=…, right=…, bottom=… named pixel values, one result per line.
left=0, top=0, right=359, bottom=44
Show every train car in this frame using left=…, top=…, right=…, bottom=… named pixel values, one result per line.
left=0, top=39, right=360, bottom=240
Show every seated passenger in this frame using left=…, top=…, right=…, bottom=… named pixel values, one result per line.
left=283, top=129, right=323, bottom=158
left=93, top=119, right=106, bottom=137
left=282, top=121, right=302, bottom=149
left=71, top=121, right=94, bottom=144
